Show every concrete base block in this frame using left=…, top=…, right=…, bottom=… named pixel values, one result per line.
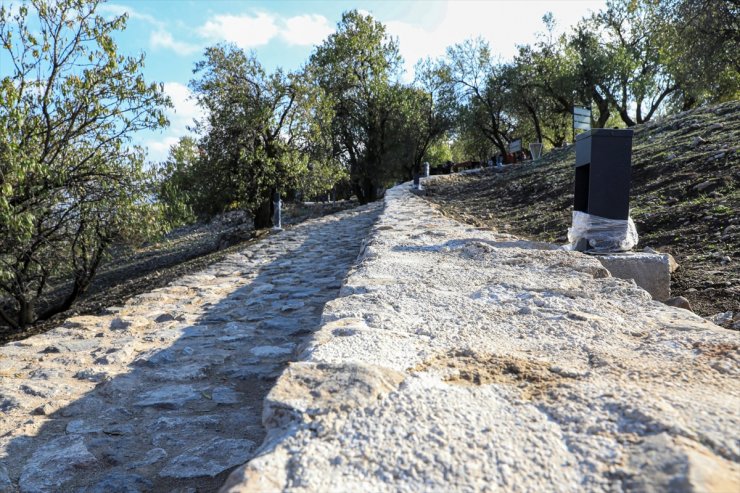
left=593, top=252, right=672, bottom=301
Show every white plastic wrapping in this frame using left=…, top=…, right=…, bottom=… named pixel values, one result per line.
left=565, top=211, right=638, bottom=253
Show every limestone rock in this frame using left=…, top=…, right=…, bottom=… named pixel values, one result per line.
left=219, top=444, right=291, bottom=493
left=594, top=252, right=672, bottom=301
left=19, top=435, right=97, bottom=492
left=707, top=310, right=736, bottom=329
left=159, top=438, right=255, bottom=479
left=249, top=345, right=294, bottom=358
left=667, top=253, right=679, bottom=273
left=665, top=295, right=693, bottom=311
left=624, top=433, right=740, bottom=492
left=211, top=386, right=241, bottom=404
left=129, top=448, right=168, bottom=468
left=263, top=362, right=405, bottom=429
left=681, top=437, right=740, bottom=493
left=109, top=317, right=152, bottom=332
left=133, top=385, right=200, bottom=409
left=83, top=472, right=153, bottom=493
left=66, top=419, right=102, bottom=434
left=222, top=183, right=739, bottom=493
left=0, top=395, right=21, bottom=412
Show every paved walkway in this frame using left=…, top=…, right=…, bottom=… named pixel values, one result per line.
left=0, top=204, right=380, bottom=492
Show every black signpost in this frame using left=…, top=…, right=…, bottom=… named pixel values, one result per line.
left=574, top=129, right=634, bottom=221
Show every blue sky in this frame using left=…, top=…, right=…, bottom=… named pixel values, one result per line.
left=31, top=0, right=608, bottom=164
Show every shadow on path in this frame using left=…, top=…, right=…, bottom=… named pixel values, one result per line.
left=0, top=205, right=380, bottom=493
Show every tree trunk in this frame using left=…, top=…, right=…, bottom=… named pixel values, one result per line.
left=18, top=298, right=34, bottom=328
left=493, top=139, right=507, bottom=157
left=363, top=178, right=378, bottom=203
left=352, top=177, right=378, bottom=205
left=619, top=108, right=636, bottom=127
left=45, top=275, right=86, bottom=318
left=681, top=94, right=697, bottom=111
left=600, top=84, right=636, bottom=127
left=253, top=190, right=275, bottom=229
left=352, top=180, right=366, bottom=205
left=526, top=105, right=543, bottom=143
left=592, top=89, right=611, bottom=128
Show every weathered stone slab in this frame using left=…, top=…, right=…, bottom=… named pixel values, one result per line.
left=263, top=362, right=404, bottom=429
left=159, top=438, right=256, bottom=479
left=83, top=472, right=153, bottom=493
left=594, top=251, right=673, bottom=301
left=19, top=435, right=97, bottom=492
left=211, top=386, right=241, bottom=404
left=249, top=345, right=294, bottom=358
left=66, top=419, right=103, bottom=434
left=133, top=384, right=200, bottom=409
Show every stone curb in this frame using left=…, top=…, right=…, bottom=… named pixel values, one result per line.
left=221, top=183, right=739, bottom=493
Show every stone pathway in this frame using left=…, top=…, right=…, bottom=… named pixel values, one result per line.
left=0, top=204, right=380, bottom=493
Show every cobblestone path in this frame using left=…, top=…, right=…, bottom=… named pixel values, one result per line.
left=0, top=204, right=380, bottom=493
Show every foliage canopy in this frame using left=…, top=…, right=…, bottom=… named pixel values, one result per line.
left=0, top=0, right=169, bottom=329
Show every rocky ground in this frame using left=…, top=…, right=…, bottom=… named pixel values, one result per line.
left=223, top=184, right=739, bottom=493
left=423, top=101, right=739, bottom=322
left=0, top=203, right=379, bottom=492
left=0, top=200, right=359, bottom=345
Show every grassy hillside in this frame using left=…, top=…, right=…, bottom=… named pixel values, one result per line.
left=425, top=101, right=739, bottom=318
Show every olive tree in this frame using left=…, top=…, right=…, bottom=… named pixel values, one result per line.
left=154, top=136, right=200, bottom=227
left=442, top=38, right=515, bottom=156
left=0, top=0, right=169, bottom=329
left=190, top=45, right=338, bottom=228
left=398, top=59, right=457, bottom=178
left=660, top=0, right=739, bottom=109
left=307, top=10, right=406, bottom=203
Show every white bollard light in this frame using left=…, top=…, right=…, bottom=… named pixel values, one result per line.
left=273, top=192, right=282, bottom=230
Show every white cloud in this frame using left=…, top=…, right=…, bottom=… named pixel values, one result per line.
left=194, top=11, right=334, bottom=49
left=145, top=136, right=180, bottom=164
left=280, top=14, right=333, bottom=46
left=98, top=3, right=157, bottom=25
left=144, top=82, right=204, bottom=164
left=385, top=0, right=606, bottom=79
left=100, top=3, right=202, bottom=57
left=162, top=81, right=204, bottom=135
left=150, top=29, right=200, bottom=55
left=198, top=12, right=279, bottom=49
left=385, top=19, right=447, bottom=76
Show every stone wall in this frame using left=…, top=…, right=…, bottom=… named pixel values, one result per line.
left=222, top=184, right=739, bottom=492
